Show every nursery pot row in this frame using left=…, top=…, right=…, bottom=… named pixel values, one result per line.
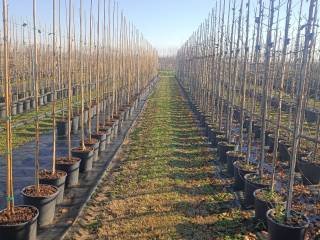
left=0, top=78, right=151, bottom=240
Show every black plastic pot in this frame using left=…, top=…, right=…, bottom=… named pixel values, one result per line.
left=266, top=133, right=275, bottom=150
left=84, top=138, right=100, bottom=161
left=24, top=99, right=31, bottom=112
left=17, top=101, right=24, bottom=114
left=217, top=141, right=236, bottom=163
left=106, top=127, right=112, bottom=145
left=0, top=206, right=39, bottom=240
left=43, top=94, right=48, bottom=105
left=56, top=157, right=81, bottom=187
left=129, top=105, right=134, bottom=116
left=30, top=98, right=36, bottom=109
left=72, top=147, right=94, bottom=172
left=266, top=209, right=309, bottom=240
left=304, top=108, right=317, bottom=123
left=21, top=185, right=59, bottom=227
left=282, top=101, right=292, bottom=113
left=253, top=124, right=261, bottom=139
left=124, top=106, right=130, bottom=121
left=279, top=140, right=290, bottom=161
left=253, top=189, right=284, bottom=225
left=0, top=103, right=6, bottom=119
left=38, top=96, right=44, bottom=106
left=105, top=122, right=114, bottom=140
left=298, top=158, right=320, bottom=185
left=47, top=92, right=53, bottom=103
left=63, top=88, right=68, bottom=98
left=243, top=118, right=251, bottom=131
left=11, top=103, right=17, bottom=116
left=288, top=147, right=310, bottom=173
left=226, top=151, right=245, bottom=176
left=57, top=120, right=69, bottom=137
left=113, top=118, right=119, bottom=138
left=12, top=94, right=18, bottom=102
left=72, top=115, right=80, bottom=134
left=233, top=161, right=256, bottom=191
left=118, top=111, right=125, bottom=133
left=39, top=170, right=67, bottom=204
left=233, top=108, right=241, bottom=122
left=92, top=131, right=107, bottom=152
left=244, top=173, right=270, bottom=207
left=271, top=97, right=279, bottom=108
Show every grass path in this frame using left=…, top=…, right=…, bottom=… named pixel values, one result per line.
left=66, top=75, right=258, bottom=240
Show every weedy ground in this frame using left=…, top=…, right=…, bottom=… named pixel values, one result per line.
left=66, top=74, right=260, bottom=240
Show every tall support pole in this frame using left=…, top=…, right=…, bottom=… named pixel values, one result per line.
left=51, top=0, right=57, bottom=174
left=271, top=0, right=292, bottom=192
left=87, top=0, right=93, bottom=142
left=111, top=1, right=116, bottom=119
left=259, top=0, right=275, bottom=177
left=67, top=0, right=72, bottom=159
left=239, top=0, right=250, bottom=151
left=96, top=0, right=100, bottom=133
left=79, top=0, right=85, bottom=149
left=226, top=0, right=236, bottom=141
left=247, top=0, right=263, bottom=164
left=3, top=0, right=14, bottom=214
left=33, top=0, right=40, bottom=193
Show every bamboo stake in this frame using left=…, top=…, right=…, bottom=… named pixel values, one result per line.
left=33, top=0, right=40, bottom=193
left=3, top=0, right=14, bottom=214
left=67, top=0, right=72, bottom=159
left=87, top=0, right=93, bottom=142
left=95, top=0, right=100, bottom=134
left=51, top=0, right=57, bottom=174
left=259, top=0, right=275, bottom=178
left=246, top=0, right=263, bottom=164
left=79, top=0, right=85, bottom=150
left=239, top=0, right=250, bottom=151
left=226, top=0, right=236, bottom=141
left=271, top=0, right=292, bottom=193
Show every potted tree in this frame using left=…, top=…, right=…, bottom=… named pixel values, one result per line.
left=254, top=0, right=292, bottom=224
left=266, top=1, right=316, bottom=238
left=22, top=0, right=59, bottom=227
left=0, top=2, right=39, bottom=238
left=71, top=0, right=94, bottom=172
left=39, top=0, right=67, bottom=205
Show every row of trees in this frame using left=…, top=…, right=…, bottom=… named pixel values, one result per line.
left=177, top=0, right=319, bottom=238
left=0, top=0, right=158, bottom=239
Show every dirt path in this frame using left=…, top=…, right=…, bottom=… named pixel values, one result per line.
left=65, top=75, right=258, bottom=240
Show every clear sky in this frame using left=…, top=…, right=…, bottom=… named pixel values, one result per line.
left=7, top=0, right=215, bottom=52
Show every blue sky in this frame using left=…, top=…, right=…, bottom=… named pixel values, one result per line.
left=6, top=0, right=311, bottom=55
left=7, top=0, right=215, bottom=51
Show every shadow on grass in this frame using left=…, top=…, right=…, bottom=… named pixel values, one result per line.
left=169, top=171, right=212, bottom=181
left=173, top=184, right=222, bottom=196
left=172, top=137, right=207, bottom=145
left=169, top=159, right=210, bottom=169
left=176, top=216, right=258, bottom=240
left=173, top=200, right=237, bottom=217
left=169, top=142, right=209, bottom=149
